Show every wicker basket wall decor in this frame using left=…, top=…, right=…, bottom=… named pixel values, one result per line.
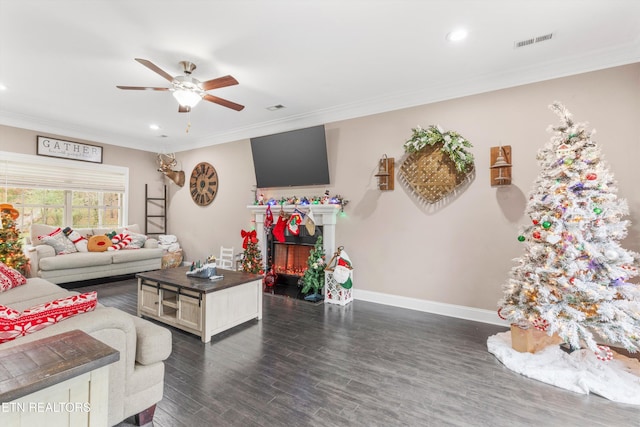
left=399, top=144, right=475, bottom=204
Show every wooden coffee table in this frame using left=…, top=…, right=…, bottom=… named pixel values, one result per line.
left=136, top=266, right=263, bottom=343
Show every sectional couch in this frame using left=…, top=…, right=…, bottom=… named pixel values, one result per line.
left=0, top=276, right=172, bottom=426
left=27, top=224, right=164, bottom=285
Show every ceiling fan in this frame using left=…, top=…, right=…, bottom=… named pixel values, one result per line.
left=117, top=58, right=244, bottom=112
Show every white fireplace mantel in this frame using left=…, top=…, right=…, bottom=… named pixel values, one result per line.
left=247, top=204, right=341, bottom=268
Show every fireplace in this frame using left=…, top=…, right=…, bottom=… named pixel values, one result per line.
left=267, top=225, right=323, bottom=286
left=247, top=204, right=340, bottom=292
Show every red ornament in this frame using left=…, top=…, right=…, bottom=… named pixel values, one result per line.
left=586, top=173, right=597, bottom=180
left=532, top=219, right=539, bottom=225
left=497, top=308, right=507, bottom=320
left=569, top=277, right=576, bottom=284
left=263, top=268, right=277, bottom=287
left=532, top=231, right=541, bottom=239
left=532, top=318, right=549, bottom=331
left=595, top=345, right=613, bottom=362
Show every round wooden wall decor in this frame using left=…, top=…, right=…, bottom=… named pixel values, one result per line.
left=189, top=162, right=218, bottom=206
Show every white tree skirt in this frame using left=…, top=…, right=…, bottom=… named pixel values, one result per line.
left=487, top=332, right=640, bottom=405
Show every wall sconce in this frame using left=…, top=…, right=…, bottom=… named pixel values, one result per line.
left=375, top=154, right=394, bottom=190
left=490, top=145, right=512, bottom=186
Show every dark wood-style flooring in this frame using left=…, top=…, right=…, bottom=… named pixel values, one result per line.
left=74, top=278, right=640, bottom=427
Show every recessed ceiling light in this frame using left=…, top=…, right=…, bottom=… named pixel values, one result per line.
left=149, top=124, right=160, bottom=130
left=0, top=84, right=7, bottom=91
left=266, top=104, right=286, bottom=111
left=446, top=29, right=468, bottom=42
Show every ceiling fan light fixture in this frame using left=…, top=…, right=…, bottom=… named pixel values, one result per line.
left=172, top=89, right=202, bottom=108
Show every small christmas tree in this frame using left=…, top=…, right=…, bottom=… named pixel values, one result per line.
left=240, top=231, right=264, bottom=274
left=498, top=102, right=640, bottom=353
left=0, top=205, right=30, bottom=275
left=300, top=235, right=325, bottom=298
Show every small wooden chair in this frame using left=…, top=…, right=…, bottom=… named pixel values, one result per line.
left=219, top=246, right=235, bottom=270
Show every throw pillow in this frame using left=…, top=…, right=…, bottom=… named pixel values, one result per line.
left=38, top=227, right=77, bottom=255
left=0, top=291, right=97, bottom=343
left=0, top=262, right=27, bottom=292
left=108, top=232, right=132, bottom=251
left=87, top=235, right=111, bottom=252
left=125, top=231, right=148, bottom=249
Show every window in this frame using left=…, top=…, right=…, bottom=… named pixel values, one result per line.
left=0, top=151, right=128, bottom=234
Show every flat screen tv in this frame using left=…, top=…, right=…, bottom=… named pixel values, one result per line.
left=250, top=125, right=330, bottom=188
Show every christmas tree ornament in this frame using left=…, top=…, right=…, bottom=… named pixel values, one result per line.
left=586, top=173, right=597, bottom=180
left=263, top=267, right=276, bottom=287
left=546, top=234, right=561, bottom=244
left=542, top=221, right=551, bottom=229
left=593, top=207, right=603, bottom=215
left=517, top=235, right=526, bottom=242
left=594, top=345, right=613, bottom=362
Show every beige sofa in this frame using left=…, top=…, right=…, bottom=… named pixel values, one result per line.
left=27, top=224, right=164, bottom=285
left=0, top=277, right=172, bottom=426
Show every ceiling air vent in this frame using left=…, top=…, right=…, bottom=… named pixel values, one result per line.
left=514, top=32, right=553, bottom=48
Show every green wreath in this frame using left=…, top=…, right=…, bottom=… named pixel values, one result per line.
left=404, top=125, right=474, bottom=173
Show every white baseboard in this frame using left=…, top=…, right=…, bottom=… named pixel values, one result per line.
left=353, top=289, right=510, bottom=327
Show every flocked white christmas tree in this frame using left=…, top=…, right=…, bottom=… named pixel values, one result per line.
left=499, top=102, right=640, bottom=353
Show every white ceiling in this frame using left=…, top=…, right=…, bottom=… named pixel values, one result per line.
left=1, top=1, right=638, bottom=153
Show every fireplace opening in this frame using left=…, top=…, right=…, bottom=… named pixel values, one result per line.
left=273, top=243, right=312, bottom=276
left=265, top=225, right=323, bottom=299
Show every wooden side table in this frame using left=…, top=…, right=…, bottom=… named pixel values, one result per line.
left=0, top=329, right=120, bottom=427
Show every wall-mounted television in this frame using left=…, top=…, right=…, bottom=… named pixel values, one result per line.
left=250, top=125, right=330, bottom=188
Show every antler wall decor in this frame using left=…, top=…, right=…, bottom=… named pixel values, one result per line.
left=156, top=153, right=185, bottom=187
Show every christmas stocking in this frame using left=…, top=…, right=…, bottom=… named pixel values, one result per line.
left=272, top=215, right=287, bottom=242
left=305, top=209, right=316, bottom=235
left=264, top=205, right=273, bottom=228
left=288, top=210, right=303, bottom=235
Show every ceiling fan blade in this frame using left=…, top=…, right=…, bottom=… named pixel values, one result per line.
left=178, top=105, right=191, bottom=113
left=134, top=58, right=175, bottom=82
left=203, top=94, right=245, bottom=111
left=116, top=85, right=169, bottom=91
left=201, top=75, right=239, bottom=91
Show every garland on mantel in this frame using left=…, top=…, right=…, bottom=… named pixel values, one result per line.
left=404, top=125, right=474, bottom=173
left=254, top=191, right=349, bottom=209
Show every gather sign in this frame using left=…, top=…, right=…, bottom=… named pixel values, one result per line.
left=37, top=136, right=103, bottom=163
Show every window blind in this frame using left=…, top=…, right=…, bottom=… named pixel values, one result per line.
left=0, top=151, right=128, bottom=193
